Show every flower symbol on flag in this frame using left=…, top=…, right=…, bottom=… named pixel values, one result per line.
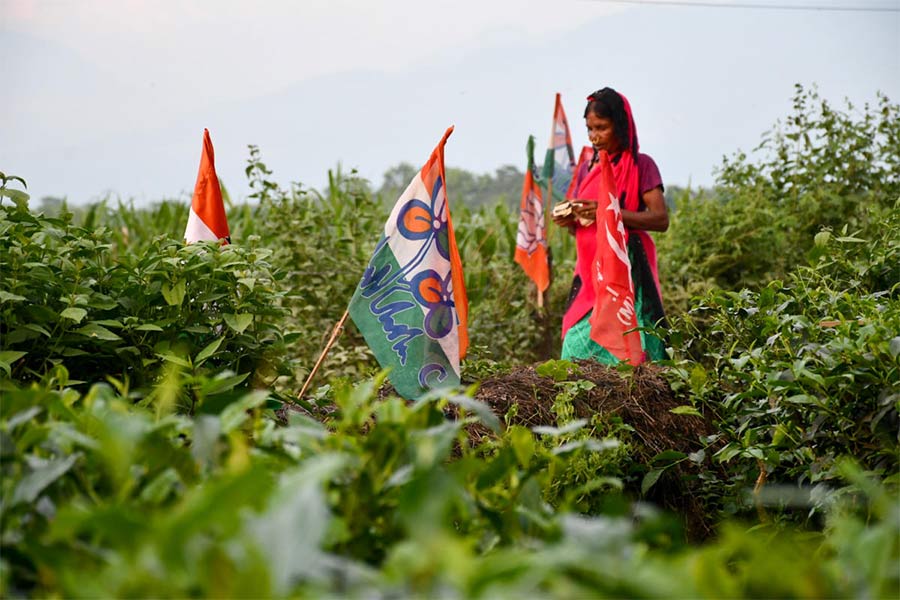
left=396, top=178, right=450, bottom=259
left=410, top=269, right=455, bottom=339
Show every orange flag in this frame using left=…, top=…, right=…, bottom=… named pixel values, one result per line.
left=515, top=135, right=550, bottom=294
left=588, top=150, right=644, bottom=364
left=184, top=129, right=230, bottom=243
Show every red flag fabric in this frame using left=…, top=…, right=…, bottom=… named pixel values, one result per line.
left=587, top=150, right=644, bottom=364
left=515, top=135, right=550, bottom=293
left=184, top=129, right=230, bottom=244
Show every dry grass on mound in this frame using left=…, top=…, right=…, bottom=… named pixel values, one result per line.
left=461, top=360, right=718, bottom=539
left=464, top=361, right=713, bottom=458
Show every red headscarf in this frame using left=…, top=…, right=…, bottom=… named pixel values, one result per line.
left=561, top=91, right=661, bottom=338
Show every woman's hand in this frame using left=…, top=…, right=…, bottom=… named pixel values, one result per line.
left=551, top=211, right=576, bottom=228
left=572, top=200, right=598, bottom=224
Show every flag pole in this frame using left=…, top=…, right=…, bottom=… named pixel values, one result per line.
left=297, top=308, right=350, bottom=401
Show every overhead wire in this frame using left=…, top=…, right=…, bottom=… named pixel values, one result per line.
left=586, top=0, right=900, bottom=12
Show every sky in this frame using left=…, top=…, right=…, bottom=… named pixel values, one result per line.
left=2, top=0, right=899, bottom=206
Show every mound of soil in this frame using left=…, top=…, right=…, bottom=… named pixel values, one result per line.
left=468, top=361, right=710, bottom=456
left=461, top=360, right=718, bottom=539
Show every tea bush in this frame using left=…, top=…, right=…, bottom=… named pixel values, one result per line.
left=658, top=85, right=900, bottom=313
left=2, top=373, right=896, bottom=597
left=0, top=201, right=291, bottom=395
left=665, top=204, right=899, bottom=516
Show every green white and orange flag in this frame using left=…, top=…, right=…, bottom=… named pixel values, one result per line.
left=541, top=93, right=576, bottom=203
left=185, top=128, right=230, bottom=243
left=348, top=126, right=468, bottom=400
left=514, top=135, right=550, bottom=295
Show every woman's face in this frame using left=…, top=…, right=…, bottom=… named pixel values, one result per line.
left=585, top=112, right=621, bottom=154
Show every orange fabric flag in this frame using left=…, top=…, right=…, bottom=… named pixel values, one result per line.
left=588, top=150, right=644, bottom=364
left=184, top=129, right=230, bottom=243
left=515, top=135, right=550, bottom=293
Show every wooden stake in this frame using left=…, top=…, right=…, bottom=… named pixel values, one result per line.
left=537, top=288, right=544, bottom=308
left=297, top=309, right=349, bottom=401
left=546, top=177, right=554, bottom=245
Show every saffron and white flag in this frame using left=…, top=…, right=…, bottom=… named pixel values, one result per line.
left=541, top=93, right=576, bottom=203
left=184, top=129, right=230, bottom=244
left=514, top=135, right=549, bottom=294
left=348, top=127, right=468, bottom=399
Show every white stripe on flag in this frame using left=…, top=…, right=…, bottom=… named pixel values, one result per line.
left=184, top=208, right=218, bottom=242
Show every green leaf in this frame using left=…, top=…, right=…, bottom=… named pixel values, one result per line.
left=92, top=319, right=124, bottom=328
left=745, top=447, right=765, bottom=460
left=139, top=468, right=181, bottom=505
left=0, top=291, right=27, bottom=303
left=135, top=324, right=165, bottom=332
left=669, top=405, right=702, bottom=417
left=60, top=307, right=88, bottom=323
left=651, top=450, right=687, bottom=465
left=553, top=438, right=620, bottom=455
left=12, top=453, right=80, bottom=505
left=224, top=313, right=254, bottom=334
left=535, top=359, right=579, bottom=382
left=200, top=372, right=249, bottom=396
left=220, top=391, right=269, bottom=433
left=689, top=365, right=708, bottom=394
left=889, top=336, right=900, bottom=359
left=161, top=280, right=187, bottom=306
left=533, top=419, right=588, bottom=437
left=24, top=323, right=52, bottom=338
left=75, top=323, right=122, bottom=341
left=715, top=444, right=742, bottom=463
left=507, top=426, right=534, bottom=468
left=641, top=468, right=665, bottom=495
left=195, top=337, right=224, bottom=365
left=813, top=230, right=831, bottom=246
left=0, top=188, right=31, bottom=207
left=0, top=350, right=27, bottom=365
left=157, top=353, right=191, bottom=369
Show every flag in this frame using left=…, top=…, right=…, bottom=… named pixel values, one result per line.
left=514, top=135, right=549, bottom=293
left=348, top=126, right=468, bottom=399
left=541, top=93, right=576, bottom=203
left=184, top=128, right=230, bottom=243
left=588, top=150, right=644, bottom=364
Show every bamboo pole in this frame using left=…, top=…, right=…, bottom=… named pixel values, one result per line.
left=546, top=176, right=554, bottom=245
left=297, top=308, right=350, bottom=401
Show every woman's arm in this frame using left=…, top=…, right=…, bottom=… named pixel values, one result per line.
left=622, top=186, right=668, bottom=232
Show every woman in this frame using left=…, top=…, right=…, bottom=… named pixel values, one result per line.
left=551, top=87, right=668, bottom=364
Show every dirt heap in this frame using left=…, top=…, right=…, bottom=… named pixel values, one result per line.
left=462, top=360, right=717, bottom=539
left=468, top=361, right=711, bottom=458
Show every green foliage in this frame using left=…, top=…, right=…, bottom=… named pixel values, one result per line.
left=0, top=171, right=30, bottom=210
left=0, top=200, right=291, bottom=393
left=3, top=85, right=899, bottom=597
left=665, top=205, right=899, bottom=515
left=2, top=373, right=896, bottom=598
left=658, top=84, right=900, bottom=313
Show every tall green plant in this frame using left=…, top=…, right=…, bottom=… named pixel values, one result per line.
left=658, top=85, right=899, bottom=309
